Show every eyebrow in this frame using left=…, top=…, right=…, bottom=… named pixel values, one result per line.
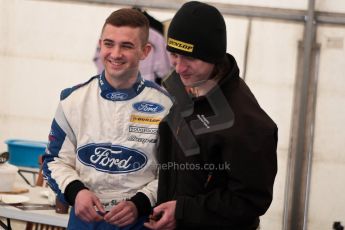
left=103, top=39, right=114, bottom=43
left=102, top=39, right=135, bottom=47
left=122, top=41, right=135, bottom=46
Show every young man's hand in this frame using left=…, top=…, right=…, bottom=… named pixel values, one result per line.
left=104, top=201, right=138, bottom=227
left=74, top=189, right=105, bottom=222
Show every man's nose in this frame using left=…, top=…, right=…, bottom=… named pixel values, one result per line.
left=111, top=46, right=122, bottom=58
left=174, top=58, right=188, bottom=74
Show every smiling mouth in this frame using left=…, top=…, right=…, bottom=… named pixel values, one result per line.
left=108, top=58, right=125, bottom=67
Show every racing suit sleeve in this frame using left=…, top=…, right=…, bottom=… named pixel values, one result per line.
left=174, top=127, right=278, bottom=227
left=42, top=103, right=85, bottom=204
left=130, top=178, right=158, bottom=216
left=129, top=136, right=160, bottom=216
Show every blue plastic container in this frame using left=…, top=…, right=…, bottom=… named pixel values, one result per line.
left=5, top=139, right=47, bottom=168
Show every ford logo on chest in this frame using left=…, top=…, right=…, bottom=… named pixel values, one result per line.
left=133, top=101, right=164, bottom=114
left=77, top=144, right=147, bottom=173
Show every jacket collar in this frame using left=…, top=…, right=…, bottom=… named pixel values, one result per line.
left=99, top=71, right=146, bottom=101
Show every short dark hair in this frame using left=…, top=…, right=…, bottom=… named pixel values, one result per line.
left=102, top=8, right=149, bottom=45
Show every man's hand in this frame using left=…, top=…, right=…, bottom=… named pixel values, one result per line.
left=104, top=201, right=138, bottom=227
left=74, top=189, right=105, bottom=222
left=144, top=200, right=176, bottom=230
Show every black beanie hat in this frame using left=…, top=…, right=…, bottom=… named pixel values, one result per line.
left=167, top=1, right=227, bottom=64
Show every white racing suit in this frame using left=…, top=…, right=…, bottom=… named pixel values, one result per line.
left=42, top=72, right=172, bottom=227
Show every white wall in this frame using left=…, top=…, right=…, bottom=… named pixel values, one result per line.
left=245, top=19, right=304, bottom=229
left=205, top=0, right=308, bottom=10
left=316, top=0, right=345, bottom=13
left=205, top=0, right=345, bottom=13
left=307, top=25, right=345, bottom=229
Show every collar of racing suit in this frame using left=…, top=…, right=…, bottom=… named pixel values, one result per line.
left=99, top=71, right=146, bottom=101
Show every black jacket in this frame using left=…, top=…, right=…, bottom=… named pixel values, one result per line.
left=157, top=54, right=278, bottom=229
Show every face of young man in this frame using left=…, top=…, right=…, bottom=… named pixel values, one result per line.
left=169, top=53, right=215, bottom=87
left=99, top=24, right=150, bottom=88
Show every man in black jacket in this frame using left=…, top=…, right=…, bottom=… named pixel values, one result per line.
left=145, top=1, right=278, bottom=230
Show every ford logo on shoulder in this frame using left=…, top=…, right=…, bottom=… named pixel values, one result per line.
left=133, top=101, right=164, bottom=114
left=77, top=144, right=147, bottom=174
left=105, top=92, right=128, bottom=101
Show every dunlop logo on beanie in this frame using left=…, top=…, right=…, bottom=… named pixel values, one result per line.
left=167, top=38, right=194, bottom=53
left=167, top=1, right=226, bottom=63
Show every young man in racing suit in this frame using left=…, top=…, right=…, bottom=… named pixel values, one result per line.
left=42, top=8, right=172, bottom=229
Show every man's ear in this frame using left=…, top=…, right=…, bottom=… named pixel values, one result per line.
left=140, top=43, right=152, bottom=60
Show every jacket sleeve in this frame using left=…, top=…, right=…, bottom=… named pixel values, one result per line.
left=174, top=127, right=278, bottom=227
left=42, top=103, right=84, bottom=204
